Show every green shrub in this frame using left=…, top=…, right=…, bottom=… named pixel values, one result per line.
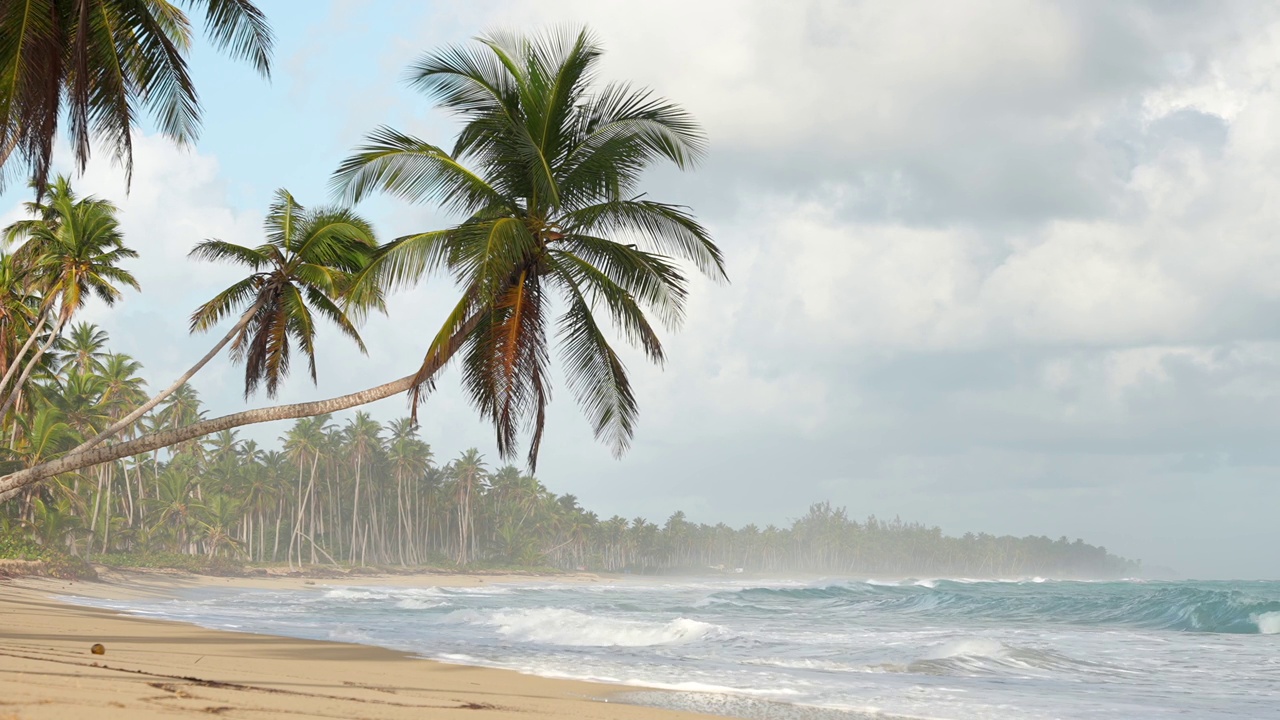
left=0, top=530, right=97, bottom=580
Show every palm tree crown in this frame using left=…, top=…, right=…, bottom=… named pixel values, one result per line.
left=5, top=176, right=139, bottom=321
left=188, top=189, right=380, bottom=398
left=334, top=27, right=726, bottom=467
left=0, top=0, right=274, bottom=193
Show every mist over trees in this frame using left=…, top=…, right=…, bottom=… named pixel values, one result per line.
left=0, top=325, right=1138, bottom=579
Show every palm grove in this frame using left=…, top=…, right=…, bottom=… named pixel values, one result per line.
left=0, top=5, right=1137, bottom=578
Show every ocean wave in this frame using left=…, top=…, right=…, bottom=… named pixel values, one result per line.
left=322, top=588, right=391, bottom=601
left=712, top=581, right=1280, bottom=634
left=396, top=598, right=448, bottom=610
left=446, top=607, right=725, bottom=647
left=1255, top=611, right=1280, bottom=635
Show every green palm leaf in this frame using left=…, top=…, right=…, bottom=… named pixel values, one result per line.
left=336, top=27, right=725, bottom=467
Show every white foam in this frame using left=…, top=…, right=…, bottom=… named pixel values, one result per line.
left=322, top=588, right=391, bottom=600
left=743, top=657, right=866, bottom=673
left=621, top=679, right=801, bottom=696
left=396, top=598, right=447, bottom=610
left=1255, top=611, right=1280, bottom=635
left=440, top=585, right=513, bottom=596
left=453, top=607, right=724, bottom=647
left=924, top=638, right=1008, bottom=660
left=914, top=579, right=937, bottom=589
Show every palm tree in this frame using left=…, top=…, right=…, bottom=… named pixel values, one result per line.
left=333, top=27, right=724, bottom=467
left=342, top=411, right=382, bottom=563
left=447, top=448, right=487, bottom=565
left=96, top=352, right=147, bottom=412
left=0, top=0, right=274, bottom=193
left=55, top=321, right=109, bottom=374
left=146, top=463, right=200, bottom=552
left=156, top=383, right=204, bottom=460
left=0, top=28, right=722, bottom=500
left=0, top=176, right=138, bottom=418
left=0, top=252, right=40, bottom=382
left=385, top=417, right=430, bottom=564
left=69, top=189, right=380, bottom=457
left=190, top=189, right=381, bottom=399
left=280, top=414, right=329, bottom=567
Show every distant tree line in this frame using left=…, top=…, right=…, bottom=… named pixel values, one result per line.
left=0, top=324, right=1138, bottom=578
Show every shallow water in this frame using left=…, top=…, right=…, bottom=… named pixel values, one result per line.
left=68, top=577, right=1280, bottom=719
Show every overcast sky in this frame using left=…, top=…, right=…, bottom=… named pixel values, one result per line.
left=4, top=0, right=1279, bottom=579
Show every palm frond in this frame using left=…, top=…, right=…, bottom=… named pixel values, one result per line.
left=548, top=249, right=665, bottom=363
left=331, top=126, right=503, bottom=212
left=187, top=0, right=273, bottom=76
left=565, top=199, right=725, bottom=279
left=189, top=275, right=260, bottom=332
left=188, top=239, right=270, bottom=269
left=555, top=272, right=637, bottom=457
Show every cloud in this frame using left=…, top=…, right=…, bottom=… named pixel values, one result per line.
left=5, top=0, right=1280, bottom=577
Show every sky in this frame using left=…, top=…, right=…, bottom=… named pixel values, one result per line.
left=3, top=0, right=1279, bottom=579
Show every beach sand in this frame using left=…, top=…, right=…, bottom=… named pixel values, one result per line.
left=0, top=569, right=714, bottom=719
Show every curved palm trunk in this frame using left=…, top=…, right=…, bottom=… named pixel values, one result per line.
left=0, top=300, right=54, bottom=404
left=0, top=311, right=480, bottom=501
left=72, top=300, right=264, bottom=455
left=0, top=312, right=68, bottom=420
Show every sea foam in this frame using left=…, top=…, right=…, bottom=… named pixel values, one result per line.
left=1255, top=611, right=1280, bottom=635
left=453, top=607, right=723, bottom=647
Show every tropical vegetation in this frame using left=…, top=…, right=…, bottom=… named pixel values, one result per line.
left=0, top=324, right=1139, bottom=579
left=0, top=28, right=724, bottom=501
left=0, top=24, right=1136, bottom=582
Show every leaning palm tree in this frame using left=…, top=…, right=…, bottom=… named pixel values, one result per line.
left=189, top=189, right=381, bottom=399
left=70, top=189, right=380, bottom=455
left=0, top=0, right=274, bottom=193
left=0, top=27, right=723, bottom=499
left=333, top=26, right=725, bottom=466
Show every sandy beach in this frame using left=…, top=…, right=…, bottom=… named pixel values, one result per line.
left=0, top=569, right=712, bottom=720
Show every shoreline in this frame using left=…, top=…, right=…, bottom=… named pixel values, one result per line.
left=0, top=568, right=717, bottom=720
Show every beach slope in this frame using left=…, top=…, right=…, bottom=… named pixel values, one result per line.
left=0, top=573, right=709, bottom=720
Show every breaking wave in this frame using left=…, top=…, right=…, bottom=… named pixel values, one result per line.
left=445, top=607, right=725, bottom=647
left=717, top=581, right=1280, bottom=634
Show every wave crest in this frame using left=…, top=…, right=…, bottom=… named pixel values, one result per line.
left=450, top=607, right=724, bottom=647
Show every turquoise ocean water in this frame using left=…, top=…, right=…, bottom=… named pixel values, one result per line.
left=69, top=577, right=1280, bottom=719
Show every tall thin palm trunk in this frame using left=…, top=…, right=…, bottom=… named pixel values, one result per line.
left=0, top=312, right=67, bottom=420
left=349, top=453, right=363, bottom=564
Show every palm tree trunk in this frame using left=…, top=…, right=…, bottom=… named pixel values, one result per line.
left=72, top=301, right=264, bottom=455
left=0, top=302, right=53, bottom=405
left=272, top=498, right=283, bottom=562
left=308, top=456, right=319, bottom=565
left=102, top=469, right=113, bottom=552
left=0, top=312, right=68, bottom=420
left=349, top=454, right=362, bottom=563
left=0, top=311, right=482, bottom=502
left=287, top=456, right=306, bottom=569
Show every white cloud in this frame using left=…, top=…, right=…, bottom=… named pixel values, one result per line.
left=8, top=0, right=1280, bottom=576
